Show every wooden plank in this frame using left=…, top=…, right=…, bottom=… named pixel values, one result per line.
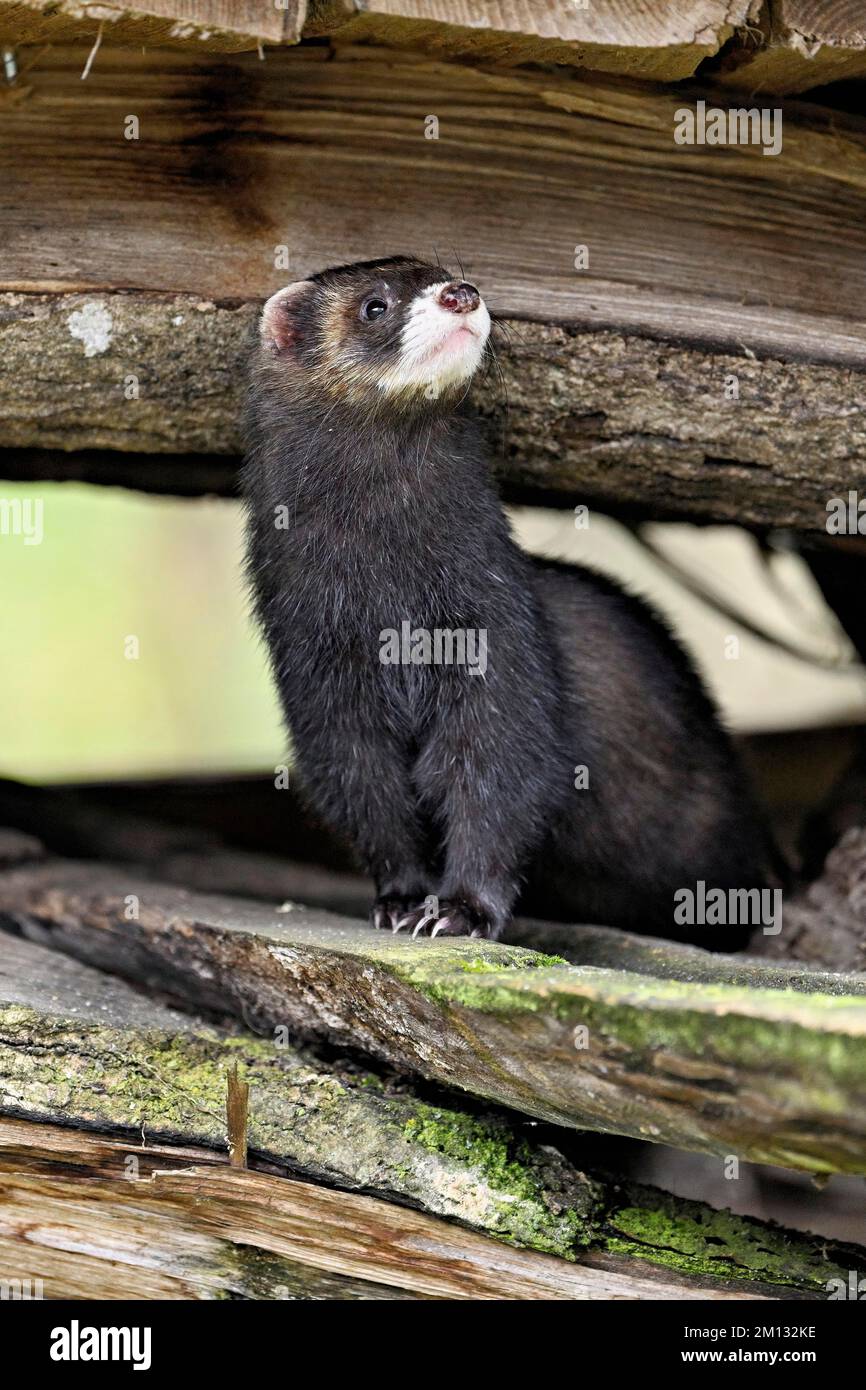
left=1, top=770, right=863, bottom=996
left=719, top=0, right=866, bottom=94
left=4, top=859, right=866, bottom=1173
left=7, top=932, right=840, bottom=1296
left=3, top=46, right=866, bottom=359
left=2, top=1119, right=786, bottom=1300
left=0, top=1129, right=568, bottom=1301
left=0, top=1, right=304, bottom=51
left=513, top=918, right=866, bottom=997
left=0, top=932, right=602, bottom=1265
left=4, top=296, right=865, bottom=529
left=306, top=0, right=755, bottom=80
left=2, top=46, right=866, bottom=524
left=4, top=293, right=866, bottom=527
left=0, top=1, right=752, bottom=73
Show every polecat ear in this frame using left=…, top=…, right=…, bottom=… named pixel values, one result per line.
left=260, top=281, right=311, bottom=354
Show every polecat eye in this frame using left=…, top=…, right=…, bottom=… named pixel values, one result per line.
left=361, top=297, right=388, bottom=322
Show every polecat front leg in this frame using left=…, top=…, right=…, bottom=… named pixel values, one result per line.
left=291, top=721, right=434, bottom=932
left=395, top=676, right=560, bottom=941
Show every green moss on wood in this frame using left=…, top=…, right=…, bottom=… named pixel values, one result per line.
left=402, top=1103, right=600, bottom=1254
left=602, top=1183, right=859, bottom=1293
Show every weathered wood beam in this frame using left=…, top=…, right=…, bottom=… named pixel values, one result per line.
left=2, top=46, right=865, bottom=525
left=3, top=293, right=865, bottom=527
left=305, top=1, right=757, bottom=79
left=718, top=0, right=866, bottom=94
left=0, top=1, right=305, bottom=53
left=3, top=858, right=866, bottom=1173
left=0, top=1, right=755, bottom=76
left=2, top=933, right=854, bottom=1297
left=3, top=3, right=864, bottom=98
left=5, top=46, right=864, bottom=360
left=7, top=1, right=861, bottom=95
left=0, top=932, right=601, bottom=1265
left=2, top=1120, right=786, bottom=1301
left=0, top=1127, right=575, bottom=1301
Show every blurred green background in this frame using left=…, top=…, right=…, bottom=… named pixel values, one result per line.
left=1, top=482, right=285, bottom=780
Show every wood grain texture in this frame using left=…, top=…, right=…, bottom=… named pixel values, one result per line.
left=2, top=1120, right=782, bottom=1300
left=305, top=0, right=755, bottom=78
left=0, top=43, right=861, bottom=522
left=2, top=45, right=866, bottom=525
left=0, top=0, right=305, bottom=50
left=4, top=858, right=866, bottom=1173
left=0, top=1, right=752, bottom=73
left=3, top=46, right=866, bottom=359
left=1, top=2, right=861, bottom=87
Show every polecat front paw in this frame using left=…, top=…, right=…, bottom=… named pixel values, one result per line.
left=392, top=895, right=495, bottom=940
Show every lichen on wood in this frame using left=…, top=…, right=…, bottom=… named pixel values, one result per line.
left=599, top=1182, right=857, bottom=1292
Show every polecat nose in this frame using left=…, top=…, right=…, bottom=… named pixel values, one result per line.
left=438, top=281, right=481, bottom=314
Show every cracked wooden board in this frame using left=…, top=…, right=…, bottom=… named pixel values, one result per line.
left=2, top=1119, right=787, bottom=1301
left=3, top=858, right=866, bottom=1173
left=2, top=932, right=855, bottom=1297
left=0, top=1124, right=583, bottom=1300
left=718, top=0, right=866, bottom=93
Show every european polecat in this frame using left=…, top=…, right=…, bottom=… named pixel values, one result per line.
left=242, top=256, right=777, bottom=946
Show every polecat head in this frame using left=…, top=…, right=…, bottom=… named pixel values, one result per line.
left=258, top=255, right=491, bottom=414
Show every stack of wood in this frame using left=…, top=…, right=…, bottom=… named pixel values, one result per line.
left=1, top=0, right=866, bottom=1300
